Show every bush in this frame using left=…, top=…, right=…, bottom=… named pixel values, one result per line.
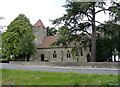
left=105, top=79, right=118, bottom=86
left=0, top=58, right=9, bottom=63
left=45, top=59, right=48, bottom=62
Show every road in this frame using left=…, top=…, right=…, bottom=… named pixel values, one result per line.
left=0, top=63, right=119, bottom=75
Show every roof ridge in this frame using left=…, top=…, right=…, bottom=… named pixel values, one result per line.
left=33, top=19, right=46, bottom=29
left=46, top=35, right=62, bottom=37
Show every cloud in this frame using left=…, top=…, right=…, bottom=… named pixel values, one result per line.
left=0, top=0, right=66, bottom=31
left=0, top=0, right=110, bottom=32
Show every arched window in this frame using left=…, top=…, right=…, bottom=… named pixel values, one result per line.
left=87, top=53, right=90, bottom=62
left=67, top=50, right=71, bottom=58
left=53, top=51, right=57, bottom=58
left=81, top=48, right=83, bottom=56
left=41, top=54, right=44, bottom=61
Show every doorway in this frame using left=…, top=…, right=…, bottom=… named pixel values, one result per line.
left=41, top=54, right=44, bottom=61
left=87, top=53, right=90, bottom=62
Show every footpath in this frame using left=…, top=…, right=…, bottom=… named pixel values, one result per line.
left=0, top=63, right=119, bottom=75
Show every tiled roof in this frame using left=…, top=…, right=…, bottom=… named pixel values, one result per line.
left=38, top=35, right=62, bottom=48
left=37, top=32, right=102, bottom=49
left=33, top=19, right=46, bottom=29
left=37, top=35, right=74, bottom=49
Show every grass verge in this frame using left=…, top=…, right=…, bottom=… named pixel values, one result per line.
left=2, top=69, right=119, bottom=86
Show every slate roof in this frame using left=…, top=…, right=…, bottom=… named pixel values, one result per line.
left=33, top=19, right=46, bottom=29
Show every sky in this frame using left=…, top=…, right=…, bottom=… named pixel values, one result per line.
left=0, top=0, right=111, bottom=32
left=0, top=0, right=66, bottom=32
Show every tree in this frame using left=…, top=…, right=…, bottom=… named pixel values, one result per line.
left=0, top=32, right=1, bottom=58
left=96, top=38, right=112, bottom=62
left=52, top=1, right=119, bottom=62
left=97, top=23, right=120, bottom=62
left=47, top=27, right=57, bottom=36
left=2, top=32, right=18, bottom=60
left=0, top=17, right=5, bottom=30
left=2, top=14, right=32, bottom=60
left=18, top=31, right=36, bottom=61
left=58, top=26, right=70, bottom=35
left=96, top=2, right=120, bottom=61
left=0, top=17, right=4, bottom=20
left=0, top=17, right=4, bottom=58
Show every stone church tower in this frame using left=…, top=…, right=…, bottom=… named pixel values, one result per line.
left=32, top=20, right=47, bottom=46
left=31, top=19, right=89, bottom=62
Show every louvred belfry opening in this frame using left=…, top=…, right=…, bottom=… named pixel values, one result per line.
left=33, top=19, right=46, bottom=29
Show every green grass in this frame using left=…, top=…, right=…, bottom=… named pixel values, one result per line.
left=1, top=69, right=119, bottom=86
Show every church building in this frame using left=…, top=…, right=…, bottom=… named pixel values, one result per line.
left=31, top=20, right=90, bottom=62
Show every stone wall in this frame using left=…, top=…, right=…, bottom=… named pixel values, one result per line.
left=32, top=26, right=46, bottom=46
left=31, top=47, right=89, bottom=62
left=9, top=61, right=119, bottom=68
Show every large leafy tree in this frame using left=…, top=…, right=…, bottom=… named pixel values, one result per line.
left=0, top=17, right=6, bottom=59
left=96, top=21, right=120, bottom=61
left=18, top=31, right=36, bottom=61
left=2, top=32, right=19, bottom=59
left=0, top=32, right=1, bottom=58
left=52, top=1, right=119, bottom=62
left=7, top=14, right=32, bottom=34
left=96, top=1, right=120, bottom=61
left=2, top=14, right=33, bottom=60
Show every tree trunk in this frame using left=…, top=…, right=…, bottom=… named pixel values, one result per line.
left=14, top=55, right=16, bottom=61
left=118, top=49, right=120, bottom=62
left=114, top=55, right=116, bottom=62
left=91, top=3, right=96, bottom=62
left=24, top=54, right=26, bottom=61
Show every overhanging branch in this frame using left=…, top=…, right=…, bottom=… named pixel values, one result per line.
left=81, top=19, right=90, bottom=21
left=95, top=21, right=104, bottom=25
left=83, top=29, right=92, bottom=36
left=79, top=11, right=92, bottom=20
left=95, top=9, right=109, bottom=14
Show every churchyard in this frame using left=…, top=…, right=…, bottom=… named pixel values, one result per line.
left=0, top=0, right=120, bottom=86
left=1, top=69, right=119, bottom=85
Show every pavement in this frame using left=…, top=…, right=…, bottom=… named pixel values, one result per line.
left=0, top=63, right=119, bottom=75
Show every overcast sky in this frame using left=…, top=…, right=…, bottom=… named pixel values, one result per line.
left=0, top=0, right=66, bottom=32
left=0, top=0, right=111, bottom=32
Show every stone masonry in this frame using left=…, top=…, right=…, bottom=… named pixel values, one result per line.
left=31, top=20, right=90, bottom=62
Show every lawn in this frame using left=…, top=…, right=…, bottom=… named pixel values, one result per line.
left=1, top=69, right=119, bottom=86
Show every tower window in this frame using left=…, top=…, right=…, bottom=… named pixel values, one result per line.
left=67, top=50, right=71, bottom=58
left=35, top=38, right=37, bottom=44
left=53, top=51, right=57, bottom=58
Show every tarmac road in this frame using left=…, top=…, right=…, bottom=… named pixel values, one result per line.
left=0, top=63, right=119, bottom=75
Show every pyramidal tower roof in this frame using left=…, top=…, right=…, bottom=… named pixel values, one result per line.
left=33, top=19, right=46, bottom=29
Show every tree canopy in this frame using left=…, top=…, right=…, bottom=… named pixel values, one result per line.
left=47, top=27, right=57, bottom=36
left=0, top=32, right=1, bottom=58
left=2, top=14, right=36, bottom=60
left=95, top=1, right=120, bottom=61
left=52, top=1, right=120, bottom=62
left=18, top=30, right=36, bottom=61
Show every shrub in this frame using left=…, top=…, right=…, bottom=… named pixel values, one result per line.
left=45, top=59, right=48, bottom=62
left=0, top=58, right=9, bottom=63
left=105, top=79, right=118, bottom=86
